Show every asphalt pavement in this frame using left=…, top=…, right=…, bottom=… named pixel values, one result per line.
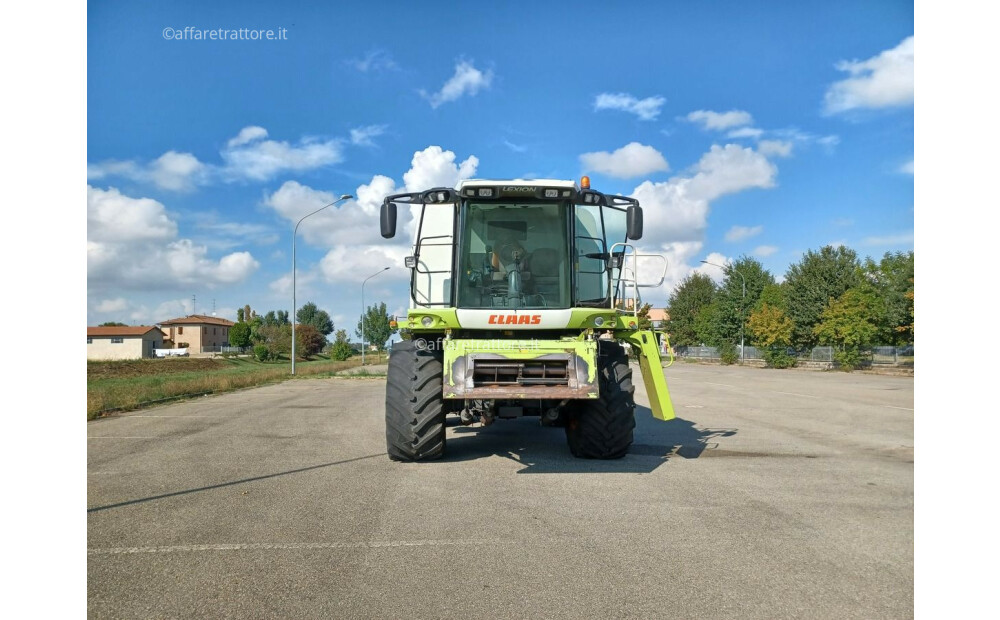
left=88, top=363, right=913, bottom=619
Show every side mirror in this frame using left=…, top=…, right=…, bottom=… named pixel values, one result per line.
left=627, top=205, right=643, bottom=240
left=380, top=202, right=397, bottom=239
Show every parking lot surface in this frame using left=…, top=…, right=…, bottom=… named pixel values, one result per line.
left=88, top=363, right=913, bottom=618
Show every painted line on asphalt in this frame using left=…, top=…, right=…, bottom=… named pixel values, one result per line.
left=884, top=405, right=914, bottom=411
left=88, top=539, right=506, bottom=555
left=704, top=382, right=737, bottom=388
left=126, top=415, right=225, bottom=418
left=87, top=436, right=156, bottom=439
left=770, top=390, right=821, bottom=399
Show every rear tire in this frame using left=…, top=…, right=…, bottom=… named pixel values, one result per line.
left=566, top=340, right=636, bottom=459
left=385, top=340, right=446, bottom=461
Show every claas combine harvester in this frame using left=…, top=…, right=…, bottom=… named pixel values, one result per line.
left=379, top=177, right=675, bottom=460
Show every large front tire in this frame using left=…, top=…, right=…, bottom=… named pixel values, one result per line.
left=385, top=340, right=446, bottom=461
left=565, top=340, right=636, bottom=459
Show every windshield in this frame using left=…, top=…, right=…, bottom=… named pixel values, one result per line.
left=457, top=201, right=570, bottom=309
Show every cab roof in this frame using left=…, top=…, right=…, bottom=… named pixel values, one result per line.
left=456, top=179, right=577, bottom=191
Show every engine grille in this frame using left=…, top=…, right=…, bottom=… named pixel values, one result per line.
left=471, top=359, right=569, bottom=387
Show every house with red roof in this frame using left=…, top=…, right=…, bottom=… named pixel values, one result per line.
left=87, top=326, right=164, bottom=360
left=157, top=314, right=235, bottom=353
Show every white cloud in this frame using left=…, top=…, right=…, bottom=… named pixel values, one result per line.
left=402, top=145, right=478, bottom=192
left=227, top=126, right=268, bottom=148
left=579, top=142, right=669, bottom=179
left=686, top=144, right=777, bottom=201
left=899, top=158, right=914, bottom=175
left=87, top=185, right=260, bottom=291
left=220, top=128, right=344, bottom=181
left=824, top=36, right=914, bottom=114
left=753, top=245, right=779, bottom=257
left=347, top=49, right=399, bottom=72
left=88, top=152, right=208, bottom=192
left=726, top=127, right=764, bottom=139
left=350, top=124, right=388, bottom=147
left=593, top=93, right=666, bottom=121
left=95, top=298, right=128, bottom=313
left=148, top=151, right=208, bottom=191
left=817, top=135, right=841, bottom=149
left=87, top=185, right=176, bottom=242
left=87, top=126, right=344, bottom=190
left=503, top=139, right=527, bottom=153
left=421, top=60, right=493, bottom=108
left=318, top=246, right=409, bottom=284
left=757, top=140, right=793, bottom=158
left=725, top=225, right=763, bottom=242
left=686, top=109, right=754, bottom=131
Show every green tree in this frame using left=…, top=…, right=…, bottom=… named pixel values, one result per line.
left=694, top=299, right=723, bottom=346
left=277, top=310, right=290, bottom=326
left=262, top=310, right=278, bottom=327
left=714, top=256, right=775, bottom=347
left=665, top=272, right=717, bottom=346
left=356, top=302, right=398, bottom=353
left=331, top=329, right=353, bottom=361
left=784, top=245, right=862, bottom=348
left=860, top=251, right=914, bottom=345
left=747, top=302, right=796, bottom=368
left=257, top=324, right=292, bottom=359
left=296, top=302, right=334, bottom=336
left=98, top=321, right=128, bottom=327
left=236, top=307, right=245, bottom=323
left=813, top=288, right=882, bottom=370
left=228, top=322, right=252, bottom=348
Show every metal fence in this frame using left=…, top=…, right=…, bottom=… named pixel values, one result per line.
left=672, top=344, right=912, bottom=366
left=201, top=345, right=251, bottom=354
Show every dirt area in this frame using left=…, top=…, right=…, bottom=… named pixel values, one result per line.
left=87, top=358, right=232, bottom=380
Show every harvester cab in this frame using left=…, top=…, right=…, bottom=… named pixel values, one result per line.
left=379, top=177, right=674, bottom=461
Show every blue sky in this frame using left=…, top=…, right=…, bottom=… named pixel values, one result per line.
left=87, top=0, right=914, bottom=331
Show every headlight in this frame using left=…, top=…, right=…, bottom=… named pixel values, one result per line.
left=421, top=316, right=434, bottom=327
left=593, top=316, right=605, bottom=327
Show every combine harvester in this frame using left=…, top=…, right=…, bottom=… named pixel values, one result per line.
left=379, top=177, right=674, bottom=460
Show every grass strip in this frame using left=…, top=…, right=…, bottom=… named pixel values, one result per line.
left=87, top=357, right=367, bottom=419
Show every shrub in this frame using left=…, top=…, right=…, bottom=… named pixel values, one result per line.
left=719, top=341, right=738, bottom=365
left=331, top=340, right=354, bottom=361
left=254, top=344, right=270, bottom=362
left=762, top=346, right=796, bottom=369
left=833, top=347, right=865, bottom=371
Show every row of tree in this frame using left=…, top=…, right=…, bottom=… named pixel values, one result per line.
left=229, top=301, right=399, bottom=362
left=665, top=246, right=914, bottom=368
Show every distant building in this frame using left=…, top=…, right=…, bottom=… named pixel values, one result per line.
left=158, top=314, right=235, bottom=353
left=87, top=326, right=163, bottom=360
left=647, top=308, right=668, bottom=329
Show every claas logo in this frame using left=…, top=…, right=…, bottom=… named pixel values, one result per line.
left=488, top=314, right=542, bottom=325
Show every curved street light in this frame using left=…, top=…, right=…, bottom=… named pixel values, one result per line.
left=291, top=194, right=352, bottom=375
left=701, top=260, right=747, bottom=364
left=361, top=266, right=390, bottom=366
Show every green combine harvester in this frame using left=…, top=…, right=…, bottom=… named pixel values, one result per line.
left=379, top=177, right=675, bottom=461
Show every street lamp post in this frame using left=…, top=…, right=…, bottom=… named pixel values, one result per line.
left=701, top=260, right=747, bottom=364
left=291, top=194, right=352, bottom=375
left=361, top=267, right=390, bottom=366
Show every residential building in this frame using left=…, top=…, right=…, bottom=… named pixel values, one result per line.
left=158, top=314, right=235, bottom=353
left=87, top=326, right=163, bottom=360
